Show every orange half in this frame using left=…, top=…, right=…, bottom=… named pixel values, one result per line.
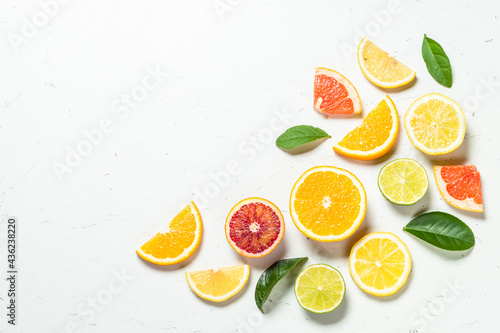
left=290, top=166, right=366, bottom=242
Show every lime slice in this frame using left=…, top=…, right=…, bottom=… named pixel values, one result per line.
left=378, top=158, right=428, bottom=205
left=294, top=264, right=345, bottom=313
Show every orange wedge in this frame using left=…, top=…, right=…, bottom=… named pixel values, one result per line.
left=186, top=264, right=250, bottom=302
left=333, top=95, right=399, bottom=160
left=290, top=166, right=366, bottom=242
left=136, top=202, right=202, bottom=265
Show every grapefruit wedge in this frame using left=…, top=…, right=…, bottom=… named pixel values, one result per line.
left=314, top=67, right=362, bottom=115
left=225, top=198, right=285, bottom=258
left=434, top=165, right=483, bottom=212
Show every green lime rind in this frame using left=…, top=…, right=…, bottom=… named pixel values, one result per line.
left=294, top=264, right=346, bottom=314
left=378, top=158, right=429, bottom=205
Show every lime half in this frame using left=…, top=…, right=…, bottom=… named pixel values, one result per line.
left=378, top=158, right=428, bottom=205
left=294, top=264, right=345, bottom=313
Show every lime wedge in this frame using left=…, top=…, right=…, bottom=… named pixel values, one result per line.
left=294, top=264, right=345, bottom=313
left=378, top=158, right=428, bottom=205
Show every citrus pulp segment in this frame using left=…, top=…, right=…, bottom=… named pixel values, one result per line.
left=186, top=264, right=250, bottom=302
left=314, top=67, right=362, bottom=115
left=225, top=197, right=285, bottom=258
left=434, top=165, right=483, bottom=212
left=378, top=158, right=428, bottom=205
left=333, top=95, right=399, bottom=160
left=136, top=201, right=203, bottom=265
left=404, top=93, right=465, bottom=155
left=357, top=37, right=416, bottom=88
left=349, top=232, right=411, bottom=297
left=294, top=264, right=345, bottom=313
left=290, top=166, right=366, bottom=242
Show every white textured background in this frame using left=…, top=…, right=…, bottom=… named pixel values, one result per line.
left=1, top=0, right=499, bottom=332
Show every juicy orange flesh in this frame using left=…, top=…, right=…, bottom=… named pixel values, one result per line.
left=140, top=205, right=196, bottom=259
left=362, top=40, right=414, bottom=83
left=294, top=171, right=361, bottom=236
left=338, top=99, right=392, bottom=151
left=188, top=266, right=245, bottom=297
left=410, top=99, right=460, bottom=149
left=229, top=202, right=282, bottom=254
left=354, top=238, right=405, bottom=290
left=441, top=165, right=482, bottom=204
left=314, top=74, right=355, bottom=114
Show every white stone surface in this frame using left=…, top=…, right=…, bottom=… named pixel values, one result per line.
left=0, top=0, right=499, bottom=332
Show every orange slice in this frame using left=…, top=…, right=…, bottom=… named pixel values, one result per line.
left=186, top=264, right=250, bottom=302
left=333, top=95, right=399, bottom=160
left=357, top=37, right=416, bottom=88
left=314, top=67, right=362, bottom=115
left=290, top=166, right=366, bottom=242
left=434, top=165, right=483, bottom=212
left=136, top=202, right=202, bottom=265
left=349, top=232, right=412, bottom=296
left=225, top=197, right=285, bottom=258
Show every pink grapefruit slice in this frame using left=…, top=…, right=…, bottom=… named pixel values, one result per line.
left=225, top=197, right=285, bottom=258
left=314, top=67, right=362, bottom=115
left=434, top=165, right=483, bottom=212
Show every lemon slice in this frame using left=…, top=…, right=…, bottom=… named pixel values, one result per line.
left=185, top=264, right=250, bottom=302
left=357, top=37, right=416, bottom=88
left=294, top=264, right=345, bottom=313
left=404, top=93, right=465, bottom=155
left=349, top=232, right=411, bottom=297
left=378, top=158, right=428, bottom=205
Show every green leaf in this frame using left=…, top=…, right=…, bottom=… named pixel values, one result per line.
left=276, top=125, right=330, bottom=149
left=422, top=34, right=453, bottom=87
left=403, top=211, right=475, bottom=251
left=255, top=257, right=307, bottom=313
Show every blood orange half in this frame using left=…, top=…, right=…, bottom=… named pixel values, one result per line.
left=434, top=165, right=483, bottom=212
left=225, top=197, right=285, bottom=258
left=314, top=67, right=362, bottom=115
